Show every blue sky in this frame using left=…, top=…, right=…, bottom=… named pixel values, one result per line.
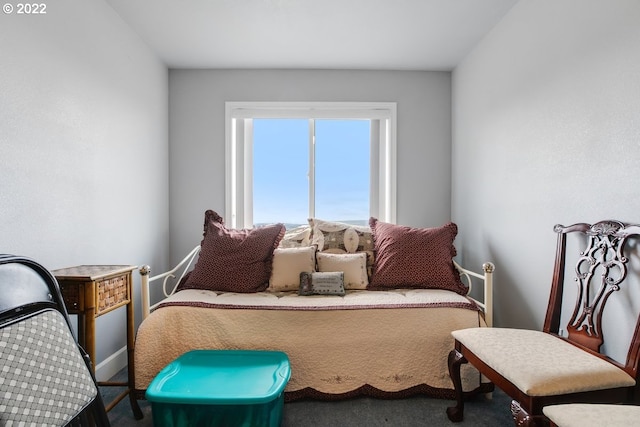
left=253, top=118, right=370, bottom=226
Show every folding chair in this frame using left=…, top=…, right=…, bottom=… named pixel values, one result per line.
left=446, top=220, right=640, bottom=426
left=0, top=254, right=110, bottom=426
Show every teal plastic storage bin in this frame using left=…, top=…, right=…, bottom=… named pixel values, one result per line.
left=146, top=350, right=291, bottom=427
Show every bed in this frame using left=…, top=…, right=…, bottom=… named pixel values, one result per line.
left=132, top=214, right=495, bottom=402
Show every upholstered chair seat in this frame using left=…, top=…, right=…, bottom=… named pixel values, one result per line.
left=543, top=403, right=640, bottom=427
left=452, top=328, right=635, bottom=396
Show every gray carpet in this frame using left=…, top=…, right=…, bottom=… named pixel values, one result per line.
left=101, top=368, right=513, bottom=426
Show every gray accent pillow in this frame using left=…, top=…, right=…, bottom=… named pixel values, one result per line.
left=299, top=271, right=345, bottom=296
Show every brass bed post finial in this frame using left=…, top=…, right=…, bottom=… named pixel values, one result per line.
left=482, top=262, right=495, bottom=274
left=139, top=265, right=150, bottom=275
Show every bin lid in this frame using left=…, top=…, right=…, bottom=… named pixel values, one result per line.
left=146, top=350, right=291, bottom=405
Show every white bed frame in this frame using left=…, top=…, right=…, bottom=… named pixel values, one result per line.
left=139, top=246, right=495, bottom=326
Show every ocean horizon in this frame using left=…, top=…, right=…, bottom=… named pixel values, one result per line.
left=255, top=219, right=369, bottom=230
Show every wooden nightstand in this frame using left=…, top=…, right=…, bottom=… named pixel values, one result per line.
left=53, top=264, right=142, bottom=419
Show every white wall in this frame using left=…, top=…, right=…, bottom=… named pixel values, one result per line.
left=452, top=0, right=640, bottom=333
left=0, top=0, right=169, bottom=377
left=168, top=69, right=452, bottom=263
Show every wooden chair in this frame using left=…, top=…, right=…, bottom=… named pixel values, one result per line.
left=446, top=220, right=640, bottom=426
left=0, top=254, right=110, bottom=426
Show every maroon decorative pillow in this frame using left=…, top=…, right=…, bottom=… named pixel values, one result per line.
left=179, top=210, right=285, bottom=293
left=368, top=218, right=467, bottom=295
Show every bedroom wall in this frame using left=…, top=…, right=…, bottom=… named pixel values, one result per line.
left=168, top=70, right=452, bottom=263
left=452, top=0, right=640, bottom=342
left=0, top=0, right=169, bottom=379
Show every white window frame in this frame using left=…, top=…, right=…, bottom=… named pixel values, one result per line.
left=225, top=101, right=397, bottom=228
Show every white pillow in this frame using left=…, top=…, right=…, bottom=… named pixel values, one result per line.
left=316, top=252, right=368, bottom=290
left=279, top=225, right=311, bottom=248
left=269, top=246, right=316, bottom=292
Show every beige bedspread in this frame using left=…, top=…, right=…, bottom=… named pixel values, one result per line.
left=134, top=288, right=485, bottom=399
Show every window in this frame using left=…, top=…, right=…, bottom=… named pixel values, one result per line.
left=225, top=102, right=396, bottom=229
left=253, top=118, right=370, bottom=227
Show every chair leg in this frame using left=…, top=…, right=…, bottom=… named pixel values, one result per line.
left=129, top=392, right=143, bottom=420
left=446, top=349, right=467, bottom=422
left=510, top=400, right=547, bottom=427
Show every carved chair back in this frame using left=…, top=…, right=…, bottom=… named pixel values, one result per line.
left=543, top=220, right=640, bottom=396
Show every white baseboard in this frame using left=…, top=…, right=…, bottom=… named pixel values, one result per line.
left=95, top=346, right=128, bottom=382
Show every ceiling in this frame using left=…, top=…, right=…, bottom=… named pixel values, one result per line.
left=106, top=0, right=518, bottom=71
